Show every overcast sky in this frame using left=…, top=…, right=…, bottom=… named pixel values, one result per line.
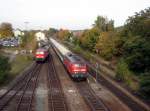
left=0, top=0, right=149, bottom=30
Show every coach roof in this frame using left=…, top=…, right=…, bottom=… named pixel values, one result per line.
left=66, top=53, right=85, bottom=63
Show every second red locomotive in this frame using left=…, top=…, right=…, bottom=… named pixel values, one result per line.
left=35, top=48, right=49, bottom=62
left=63, top=53, right=88, bottom=80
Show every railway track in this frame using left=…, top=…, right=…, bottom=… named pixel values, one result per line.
left=16, top=64, right=41, bottom=111
left=50, top=39, right=150, bottom=111
left=76, top=82, right=110, bottom=111
left=88, top=66, right=150, bottom=111
left=0, top=63, right=42, bottom=111
left=46, top=55, right=68, bottom=111
left=50, top=44, right=110, bottom=111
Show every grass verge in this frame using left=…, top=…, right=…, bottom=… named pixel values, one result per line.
left=10, top=55, right=33, bottom=76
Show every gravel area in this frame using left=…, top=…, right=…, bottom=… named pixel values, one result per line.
left=87, top=75, right=132, bottom=111
left=35, top=64, right=48, bottom=111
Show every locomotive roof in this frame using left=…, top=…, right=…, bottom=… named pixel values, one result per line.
left=36, top=48, right=47, bottom=52
left=66, top=53, right=85, bottom=63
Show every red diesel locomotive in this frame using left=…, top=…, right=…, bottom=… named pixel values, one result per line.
left=63, top=53, right=88, bottom=80
left=35, top=48, right=49, bottom=62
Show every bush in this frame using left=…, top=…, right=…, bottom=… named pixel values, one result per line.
left=26, top=55, right=33, bottom=61
left=74, top=45, right=82, bottom=52
left=123, top=36, right=150, bottom=73
left=95, top=31, right=117, bottom=60
left=116, top=59, right=132, bottom=85
left=0, top=55, right=11, bottom=83
left=139, top=72, right=150, bottom=99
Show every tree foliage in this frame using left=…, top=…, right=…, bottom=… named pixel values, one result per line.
left=46, top=28, right=58, bottom=37
left=116, top=59, right=132, bottom=84
left=123, top=36, right=150, bottom=73
left=0, top=22, right=14, bottom=38
left=124, top=8, right=150, bottom=39
left=94, top=16, right=114, bottom=32
left=20, top=31, right=37, bottom=49
left=119, top=7, right=150, bottom=98
left=139, top=72, right=150, bottom=99
left=80, top=28, right=100, bottom=52
left=0, top=55, right=11, bottom=83
left=57, top=29, right=72, bottom=40
left=95, top=31, right=117, bottom=59
left=121, top=8, right=150, bottom=74
left=57, top=7, right=150, bottom=98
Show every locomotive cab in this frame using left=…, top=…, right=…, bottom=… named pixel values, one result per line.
left=35, top=48, right=49, bottom=62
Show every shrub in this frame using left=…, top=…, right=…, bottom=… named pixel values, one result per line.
left=74, top=45, right=82, bottom=52
left=116, top=59, right=132, bottom=85
left=139, top=72, right=150, bottom=99
left=95, top=31, right=116, bottom=60
left=0, top=55, right=11, bottom=83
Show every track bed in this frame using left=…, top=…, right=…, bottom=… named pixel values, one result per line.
left=46, top=55, right=69, bottom=111
left=0, top=63, right=42, bottom=111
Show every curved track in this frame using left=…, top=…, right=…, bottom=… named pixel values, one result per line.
left=0, top=63, right=42, bottom=111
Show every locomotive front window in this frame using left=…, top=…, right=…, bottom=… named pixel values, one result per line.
left=36, top=52, right=44, bottom=54
left=74, top=64, right=80, bottom=67
left=39, top=52, right=44, bottom=54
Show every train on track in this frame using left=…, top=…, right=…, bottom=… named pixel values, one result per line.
left=50, top=38, right=88, bottom=80
left=64, top=53, right=87, bottom=79
left=35, top=46, right=49, bottom=62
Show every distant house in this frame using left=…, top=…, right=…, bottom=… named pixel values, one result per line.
left=35, top=32, right=46, bottom=41
left=14, top=29, right=24, bottom=37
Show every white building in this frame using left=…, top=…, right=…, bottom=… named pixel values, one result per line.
left=14, top=29, right=24, bottom=37
left=35, top=32, right=46, bottom=41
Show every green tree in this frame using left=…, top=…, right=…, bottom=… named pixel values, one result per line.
left=124, top=7, right=150, bottom=39
left=121, top=7, right=150, bottom=73
left=0, top=22, right=14, bottom=38
left=80, top=28, right=100, bottom=52
left=116, top=59, right=132, bottom=84
left=46, top=28, right=58, bottom=37
left=139, top=73, right=150, bottom=99
left=123, top=36, right=150, bottom=73
left=0, top=55, right=11, bottom=83
left=95, top=31, right=117, bottom=59
left=94, top=16, right=114, bottom=32
left=119, top=7, right=150, bottom=98
left=57, top=29, right=72, bottom=41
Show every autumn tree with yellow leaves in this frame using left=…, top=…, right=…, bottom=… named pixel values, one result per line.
left=0, top=22, right=14, bottom=38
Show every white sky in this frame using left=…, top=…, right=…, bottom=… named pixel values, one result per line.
left=0, top=0, right=149, bottom=30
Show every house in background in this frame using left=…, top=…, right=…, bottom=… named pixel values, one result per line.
left=35, top=32, right=46, bottom=41
left=13, top=29, right=24, bottom=44
left=35, top=32, right=47, bottom=47
left=14, top=29, right=24, bottom=37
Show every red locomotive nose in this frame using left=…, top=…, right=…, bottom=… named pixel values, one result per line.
left=71, top=64, right=87, bottom=73
left=36, top=55, right=44, bottom=58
